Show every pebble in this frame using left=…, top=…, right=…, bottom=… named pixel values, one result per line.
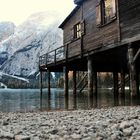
left=15, top=135, right=30, bottom=140
left=0, top=106, right=139, bottom=139
left=120, top=121, right=130, bottom=129
left=123, top=127, right=133, bottom=136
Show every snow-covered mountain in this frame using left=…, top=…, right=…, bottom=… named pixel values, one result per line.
left=0, top=11, right=63, bottom=78
left=0, top=22, right=15, bottom=65
left=0, top=22, right=15, bottom=42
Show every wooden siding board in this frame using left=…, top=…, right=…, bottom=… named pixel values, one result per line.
left=68, top=39, right=81, bottom=58
left=119, top=0, right=140, bottom=41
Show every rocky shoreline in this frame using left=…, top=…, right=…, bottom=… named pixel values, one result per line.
left=0, top=106, right=140, bottom=140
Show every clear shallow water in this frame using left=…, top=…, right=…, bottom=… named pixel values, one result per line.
left=0, top=88, right=139, bottom=112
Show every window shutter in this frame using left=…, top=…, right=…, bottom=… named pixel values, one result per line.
left=81, top=20, right=85, bottom=35
left=71, top=27, right=74, bottom=41
left=96, top=4, right=101, bottom=26
left=110, top=0, right=116, bottom=19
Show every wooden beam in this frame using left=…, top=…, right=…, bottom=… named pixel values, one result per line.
left=127, top=46, right=137, bottom=97
left=64, top=66, right=69, bottom=96
left=113, top=72, right=119, bottom=98
left=120, top=70, right=125, bottom=98
left=93, top=72, right=97, bottom=97
left=136, top=72, right=139, bottom=96
left=73, top=71, right=77, bottom=94
left=87, top=56, right=97, bottom=96
left=133, top=48, right=140, bottom=63
left=88, top=56, right=93, bottom=96
left=47, top=70, right=51, bottom=96
left=40, top=71, right=43, bottom=109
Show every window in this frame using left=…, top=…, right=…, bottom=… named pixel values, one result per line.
left=96, top=0, right=116, bottom=26
left=74, top=23, right=82, bottom=39
left=71, top=20, right=85, bottom=41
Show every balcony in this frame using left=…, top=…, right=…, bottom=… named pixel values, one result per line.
left=39, top=46, right=65, bottom=69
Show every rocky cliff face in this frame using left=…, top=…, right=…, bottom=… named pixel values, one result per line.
left=0, top=22, right=15, bottom=42
left=0, top=12, right=63, bottom=78
left=0, top=22, right=15, bottom=65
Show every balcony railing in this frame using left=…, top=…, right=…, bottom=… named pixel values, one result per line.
left=39, top=46, right=65, bottom=67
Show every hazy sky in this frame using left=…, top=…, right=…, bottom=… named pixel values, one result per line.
left=0, top=0, right=75, bottom=25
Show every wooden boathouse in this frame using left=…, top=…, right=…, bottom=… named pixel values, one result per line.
left=39, top=0, right=140, bottom=98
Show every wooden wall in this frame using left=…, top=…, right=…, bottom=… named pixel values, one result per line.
left=82, top=0, right=119, bottom=52
left=119, top=0, right=140, bottom=41
left=63, top=0, right=119, bottom=59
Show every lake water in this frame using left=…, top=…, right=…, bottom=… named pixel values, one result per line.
left=0, top=88, right=139, bottom=112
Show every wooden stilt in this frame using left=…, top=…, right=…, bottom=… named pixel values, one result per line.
left=65, top=94, right=69, bottom=109
left=113, top=72, right=119, bottom=98
left=47, top=70, right=51, bottom=95
left=127, top=46, right=137, bottom=97
left=88, top=56, right=93, bottom=96
left=120, top=70, right=125, bottom=98
left=93, top=71, right=97, bottom=97
left=73, top=94, right=77, bottom=109
left=87, top=56, right=97, bottom=96
left=64, top=66, right=69, bottom=96
left=40, top=71, right=43, bottom=109
left=136, top=72, right=139, bottom=96
left=73, top=70, right=76, bottom=94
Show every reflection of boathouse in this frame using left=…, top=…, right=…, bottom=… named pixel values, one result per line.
left=39, top=0, right=140, bottom=97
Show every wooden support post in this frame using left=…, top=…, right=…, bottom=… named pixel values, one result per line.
left=87, top=56, right=97, bottom=96
left=127, top=46, right=137, bottom=97
left=120, top=70, right=125, bottom=98
left=93, top=72, right=97, bottom=97
left=88, top=56, right=93, bottom=96
left=47, top=70, right=51, bottom=95
left=113, top=72, right=119, bottom=106
left=64, top=66, right=69, bottom=96
left=73, top=70, right=76, bottom=94
left=40, top=71, right=43, bottom=109
left=113, top=72, right=119, bottom=98
left=136, top=72, right=139, bottom=96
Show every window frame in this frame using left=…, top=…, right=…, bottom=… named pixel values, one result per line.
left=74, top=22, right=82, bottom=39
left=96, top=0, right=117, bottom=27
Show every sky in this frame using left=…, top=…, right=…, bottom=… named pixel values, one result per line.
left=0, top=0, right=75, bottom=26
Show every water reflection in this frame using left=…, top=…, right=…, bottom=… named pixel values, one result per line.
left=0, top=88, right=140, bottom=112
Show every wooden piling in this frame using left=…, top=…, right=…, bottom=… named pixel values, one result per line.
left=120, top=70, right=125, bottom=98
left=73, top=70, right=77, bottom=94
left=47, top=70, right=51, bottom=95
left=88, top=56, right=93, bottom=96
left=87, top=56, right=97, bottom=96
left=40, top=71, right=43, bottom=109
left=136, top=72, right=139, bottom=96
left=93, top=72, right=97, bottom=97
left=64, top=66, right=69, bottom=96
left=113, top=72, right=119, bottom=98
left=127, top=45, right=137, bottom=97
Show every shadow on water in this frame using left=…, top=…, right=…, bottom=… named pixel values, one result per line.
left=0, top=88, right=140, bottom=112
